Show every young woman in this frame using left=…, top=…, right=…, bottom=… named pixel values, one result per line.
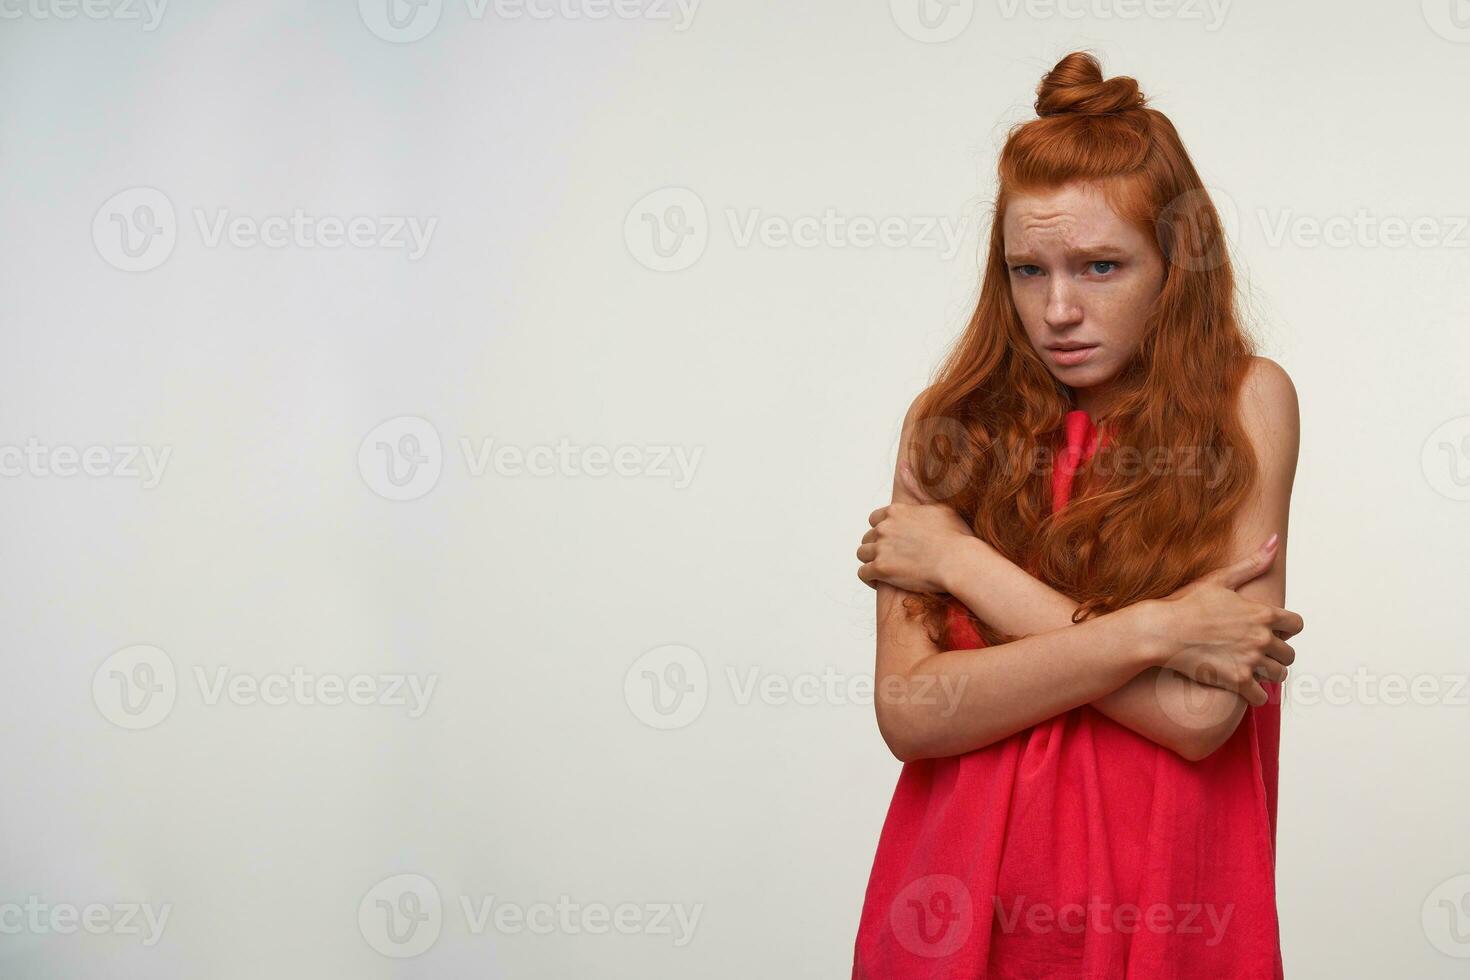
left=851, top=53, right=1304, bottom=978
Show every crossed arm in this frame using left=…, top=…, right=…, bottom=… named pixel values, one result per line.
left=941, top=536, right=1249, bottom=760
left=871, top=358, right=1299, bottom=762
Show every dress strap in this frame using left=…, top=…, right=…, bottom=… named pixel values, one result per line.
left=1052, top=409, right=1101, bottom=512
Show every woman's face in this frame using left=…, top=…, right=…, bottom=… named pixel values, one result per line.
left=1002, top=181, right=1166, bottom=414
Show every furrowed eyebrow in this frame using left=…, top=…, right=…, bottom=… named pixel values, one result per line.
left=1004, top=244, right=1128, bottom=263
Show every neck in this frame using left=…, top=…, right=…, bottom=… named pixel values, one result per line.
left=1072, top=386, right=1115, bottom=418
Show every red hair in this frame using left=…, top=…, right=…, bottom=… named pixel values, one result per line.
left=904, top=51, right=1258, bottom=646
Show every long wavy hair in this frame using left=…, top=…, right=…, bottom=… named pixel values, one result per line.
left=904, top=50, right=1259, bottom=647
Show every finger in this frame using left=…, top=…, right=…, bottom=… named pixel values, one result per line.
left=857, top=562, right=878, bottom=589
left=1267, top=607, right=1304, bottom=638
left=868, top=506, right=888, bottom=528
left=1208, top=535, right=1279, bottom=590
left=899, top=460, right=936, bottom=505
left=861, top=528, right=876, bottom=545
left=1254, top=658, right=1289, bottom=685
left=1185, top=661, right=1264, bottom=705
left=1262, top=637, right=1295, bottom=668
left=856, top=543, right=877, bottom=563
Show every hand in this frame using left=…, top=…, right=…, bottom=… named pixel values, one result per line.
left=856, top=460, right=979, bottom=594
left=1138, top=534, right=1305, bottom=706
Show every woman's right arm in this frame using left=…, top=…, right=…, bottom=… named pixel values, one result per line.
left=874, top=577, right=1168, bottom=761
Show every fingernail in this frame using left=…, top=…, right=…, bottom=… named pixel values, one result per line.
left=1263, top=533, right=1278, bottom=550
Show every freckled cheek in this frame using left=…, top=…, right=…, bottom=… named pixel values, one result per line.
left=1086, top=288, right=1153, bottom=346
left=1011, top=293, right=1050, bottom=344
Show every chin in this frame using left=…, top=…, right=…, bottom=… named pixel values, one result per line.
left=1053, top=362, right=1109, bottom=384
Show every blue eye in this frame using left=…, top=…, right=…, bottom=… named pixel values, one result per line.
left=1090, top=261, right=1117, bottom=275
left=1012, top=264, right=1042, bottom=277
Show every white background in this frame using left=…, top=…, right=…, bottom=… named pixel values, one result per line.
left=1, top=0, right=1468, bottom=976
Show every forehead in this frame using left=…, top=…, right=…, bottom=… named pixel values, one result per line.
left=1002, top=182, right=1148, bottom=252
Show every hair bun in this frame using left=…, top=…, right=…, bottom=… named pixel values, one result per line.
left=1034, top=51, right=1148, bottom=117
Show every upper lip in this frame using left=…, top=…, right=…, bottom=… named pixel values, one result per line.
left=1047, top=341, right=1098, bottom=351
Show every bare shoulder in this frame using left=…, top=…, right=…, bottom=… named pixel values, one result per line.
left=898, top=385, right=933, bottom=434
left=1240, top=355, right=1299, bottom=418
left=892, top=386, right=936, bottom=504
left=1236, top=355, right=1300, bottom=485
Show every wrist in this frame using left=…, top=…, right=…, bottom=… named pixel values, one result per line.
left=938, top=536, right=990, bottom=595
left=1124, top=598, right=1177, bottom=670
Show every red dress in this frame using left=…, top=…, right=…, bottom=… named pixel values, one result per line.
left=852, top=409, right=1283, bottom=979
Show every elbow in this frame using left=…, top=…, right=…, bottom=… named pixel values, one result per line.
left=875, top=699, right=935, bottom=763
left=1171, top=687, right=1251, bottom=762
left=876, top=707, right=920, bottom=762
left=1175, top=723, right=1238, bottom=762
left=1175, top=736, right=1214, bottom=763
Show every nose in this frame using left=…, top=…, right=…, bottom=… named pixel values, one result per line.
left=1044, top=278, right=1083, bottom=330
